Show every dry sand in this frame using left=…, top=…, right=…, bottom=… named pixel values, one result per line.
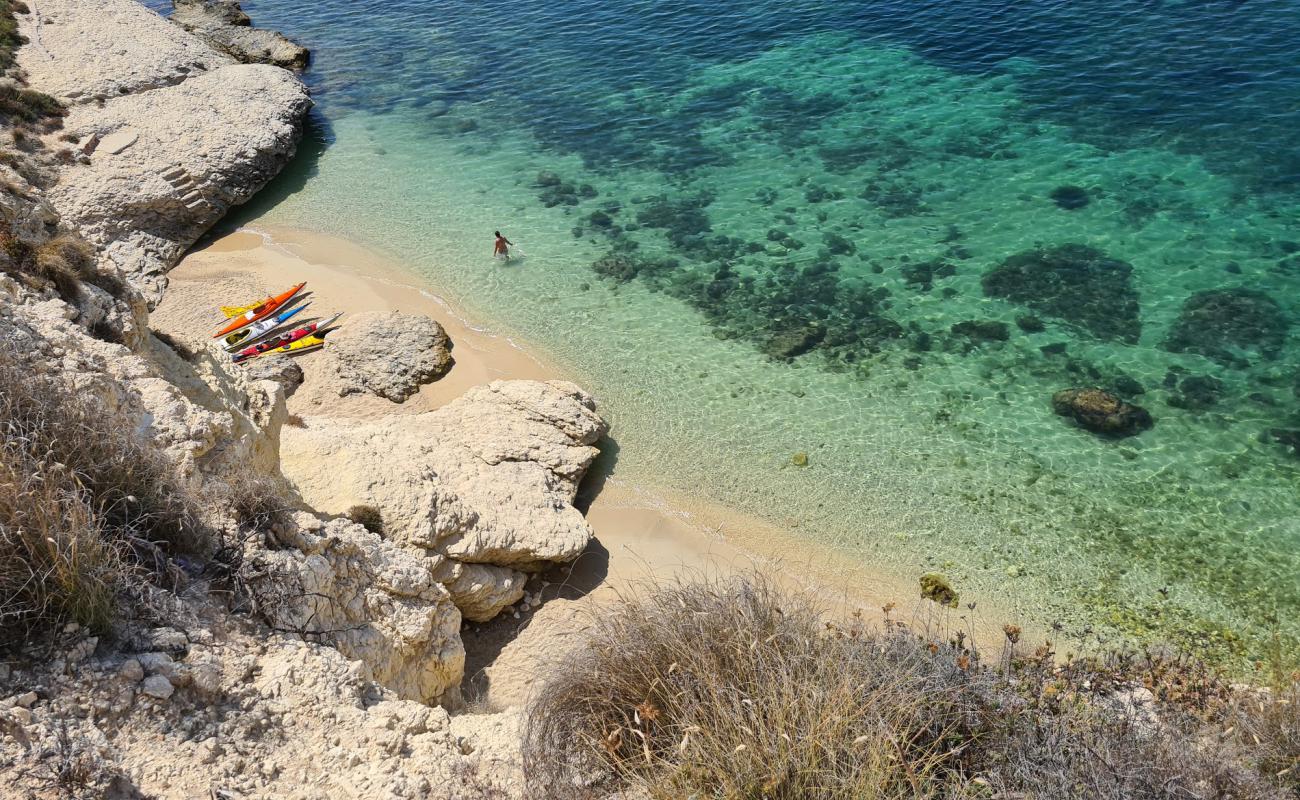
left=155, top=225, right=1038, bottom=706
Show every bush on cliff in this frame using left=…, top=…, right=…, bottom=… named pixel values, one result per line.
left=523, top=575, right=1298, bottom=799
left=0, top=346, right=206, bottom=640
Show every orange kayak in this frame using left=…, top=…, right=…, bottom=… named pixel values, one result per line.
left=212, top=282, right=306, bottom=338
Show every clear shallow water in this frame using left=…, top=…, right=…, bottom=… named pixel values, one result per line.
left=190, top=0, right=1299, bottom=663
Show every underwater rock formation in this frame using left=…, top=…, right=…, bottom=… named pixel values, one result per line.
left=1049, top=185, right=1090, bottom=210
left=903, top=260, right=956, bottom=293
left=951, top=320, right=1010, bottom=343
left=1162, top=288, right=1288, bottom=367
left=982, top=244, right=1140, bottom=343
left=1267, top=428, right=1300, bottom=459
left=1167, top=374, right=1224, bottom=411
left=1052, top=387, right=1153, bottom=437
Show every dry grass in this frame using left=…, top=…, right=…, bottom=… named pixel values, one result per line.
left=523, top=574, right=1297, bottom=800
left=346, top=504, right=384, bottom=535
left=0, top=345, right=206, bottom=639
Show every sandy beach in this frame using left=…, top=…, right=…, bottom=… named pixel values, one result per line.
left=154, top=223, right=1037, bottom=703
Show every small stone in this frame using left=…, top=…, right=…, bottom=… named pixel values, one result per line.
left=62, top=622, right=81, bottom=634
left=15, top=691, right=37, bottom=708
left=9, top=707, right=32, bottom=725
left=141, top=675, right=174, bottom=700
left=791, top=452, right=809, bottom=467
left=119, top=659, right=145, bottom=682
left=1006, top=565, right=1022, bottom=578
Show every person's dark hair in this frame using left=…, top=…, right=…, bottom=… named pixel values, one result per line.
left=494, top=230, right=501, bottom=237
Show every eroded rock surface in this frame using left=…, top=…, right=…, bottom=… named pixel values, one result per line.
left=171, top=0, right=310, bottom=70
left=18, top=0, right=311, bottom=304
left=245, top=515, right=466, bottom=704
left=328, top=311, right=454, bottom=402
left=282, top=380, right=607, bottom=619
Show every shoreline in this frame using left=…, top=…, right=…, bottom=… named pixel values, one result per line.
left=155, top=222, right=1041, bottom=675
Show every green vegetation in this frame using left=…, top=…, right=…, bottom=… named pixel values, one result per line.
left=0, top=346, right=206, bottom=639
left=0, top=0, right=64, bottom=123
left=524, top=575, right=1299, bottom=799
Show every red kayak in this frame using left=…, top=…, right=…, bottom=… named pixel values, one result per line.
left=232, top=313, right=341, bottom=362
left=213, top=282, right=307, bottom=339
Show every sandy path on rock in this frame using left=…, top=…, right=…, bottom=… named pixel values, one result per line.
left=154, top=225, right=1038, bottom=708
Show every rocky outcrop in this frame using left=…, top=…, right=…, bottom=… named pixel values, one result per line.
left=18, top=0, right=312, bottom=304
left=282, top=380, right=607, bottom=618
left=1052, top=387, right=1154, bottom=437
left=170, top=0, right=310, bottom=71
left=244, top=515, right=466, bottom=704
left=328, top=311, right=454, bottom=402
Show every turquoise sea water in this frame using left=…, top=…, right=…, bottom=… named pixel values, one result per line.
left=178, top=1, right=1300, bottom=663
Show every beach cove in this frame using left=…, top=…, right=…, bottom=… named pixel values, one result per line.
left=209, top=0, right=1300, bottom=667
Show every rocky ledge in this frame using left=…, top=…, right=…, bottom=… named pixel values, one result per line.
left=171, top=0, right=310, bottom=71
left=17, top=0, right=312, bottom=304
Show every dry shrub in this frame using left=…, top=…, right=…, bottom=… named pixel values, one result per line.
left=523, top=575, right=1295, bottom=800
left=346, top=504, right=384, bottom=535
left=0, top=345, right=206, bottom=638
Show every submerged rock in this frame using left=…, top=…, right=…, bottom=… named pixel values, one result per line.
left=902, top=259, right=955, bottom=293
left=1266, top=428, right=1300, bottom=459
left=171, top=0, right=310, bottom=70
left=950, top=320, right=1010, bottom=343
left=1049, top=185, right=1090, bottom=210
left=1167, top=374, right=1224, bottom=411
left=1052, top=387, right=1153, bottom=437
left=919, top=573, right=959, bottom=608
left=1162, top=288, right=1288, bottom=367
left=983, top=244, right=1140, bottom=343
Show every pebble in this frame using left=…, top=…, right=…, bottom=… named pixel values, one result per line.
left=9, top=707, right=32, bottom=724
left=15, top=691, right=37, bottom=708
left=141, top=675, right=175, bottom=700
left=119, top=658, right=145, bottom=682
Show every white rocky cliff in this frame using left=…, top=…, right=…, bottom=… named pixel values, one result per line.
left=16, top=0, right=312, bottom=304
left=0, top=1, right=610, bottom=796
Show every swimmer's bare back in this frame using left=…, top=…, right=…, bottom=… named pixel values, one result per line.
left=493, top=231, right=513, bottom=259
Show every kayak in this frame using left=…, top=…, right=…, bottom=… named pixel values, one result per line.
left=224, top=302, right=310, bottom=350
left=213, top=282, right=306, bottom=339
left=235, top=330, right=332, bottom=361
left=232, top=312, right=341, bottom=362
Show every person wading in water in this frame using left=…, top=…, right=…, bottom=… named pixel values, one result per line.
left=493, top=231, right=513, bottom=260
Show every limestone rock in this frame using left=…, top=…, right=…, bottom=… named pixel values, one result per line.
left=243, top=353, right=304, bottom=397
left=15, top=0, right=229, bottom=102
left=328, top=311, right=454, bottom=402
left=140, top=675, right=175, bottom=700
left=244, top=517, right=465, bottom=704
left=433, top=561, right=527, bottom=623
left=171, top=0, right=310, bottom=70
left=1052, top=387, right=1153, bottom=437
left=282, top=380, right=608, bottom=569
left=19, top=0, right=312, bottom=303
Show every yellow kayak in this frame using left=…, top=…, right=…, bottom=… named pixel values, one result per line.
left=239, top=333, right=328, bottom=361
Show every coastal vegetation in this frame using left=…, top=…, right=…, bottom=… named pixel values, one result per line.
left=0, top=346, right=205, bottom=637
left=524, top=575, right=1300, bottom=799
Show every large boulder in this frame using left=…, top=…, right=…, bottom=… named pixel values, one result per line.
left=983, top=244, right=1141, bottom=343
left=1052, top=387, right=1153, bottom=437
left=18, top=0, right=312, bottom=304
left=280, top=380, right=608, bottom=618
left=327, top=311, right=454, bottom=402
left=170, top=0, right=310, bottom=71
left=1162, top=288, right=1288, bottom=367
left=284, top=380, right=607, bottom=566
